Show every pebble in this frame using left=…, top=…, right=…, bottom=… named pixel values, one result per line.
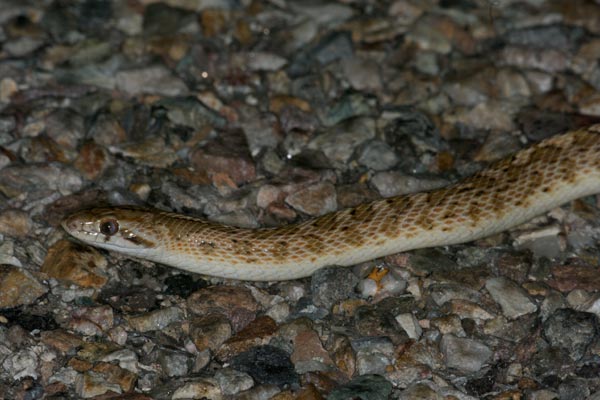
left=290, top=329, right=334, bottom=374
left=352, top=336, right=394, bottom=375
left=217, top=315, right=276, bottom=360
left=370, top=172, right=448, bottom=198
left=126, top=307, right=183, bottom=333
left=155, top=347, right=192, bottom=377
left=41, top=240, right=108, bottom=288
left=357, top=140, right=398, bottom=171
left=0, top=266, right=46, bottom=308
left=485, top=277, right=538, bottom=319
left=186, top=286, right=258, bottom=332
left=171, top=379, right=222, bottom=400
left=190, top=314, right=231, bottom=351
left=341, top=57, right=383, bottom=92
left=543, top=308, right=597, bottom=361
left=285, top=182, right=337, bottom=217
left=2, top=348, right=40, bottom=380
left=311, top=266, right=359, bottom=309
left=115, top=65, right=188, bottom=96
left=328, top=374, right=392, bottom=400
left=190, top=130, right=256, bottom=186
left=395, top=313, right=422, bottom=340
left=440, top=335, right=492, bottom=374
left=230, top=345, right=297, bottom=386
left=307, top=118, right=376, bottom=165
left=0, top=163, right=83, bottom=199
left=214, top=368, right=254, bottom=395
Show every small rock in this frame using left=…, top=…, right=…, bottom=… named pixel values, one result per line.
left=75, top=371, right=122, bottom=398
left=115, top=65, right=188, bottom=96
left=290, top=330, right=334, bottom=374
left=2, top=348, right=40, bottom=380
left=230, top=345, right=297, bottom=386
left=441, top=334, right=492, bottom=374
left=234, top=384, right=280, bottom=400
left=70, top=306, right=114, bottom=336
left=443, top=299, right=494, bottom=321
left=190, top=130, right=256, bottom=186
left=41, top=330, right=84, bottom=354
left=73, top=142, right=111, bottom=180
left=485, top=277, right=537, bottom=319
left=321, top=93, right=376, bottom=127
left=44, top=108, right=86, bottom=150
left=430, top=315, right=465, bottom=337
left=285, top=182, right=337, bottom=217
left=90, top=362, right=137, bottom=393
left=126, top=307, right=183, bottom=333
left=446, top=101, right=517, bottom=131
left=352, top=337, right=394, bottom=375
left=513, top=226, right=565, bottom=259
left=328, top=374, right=392, bottom=400
left=0, top=164, right=83, bottom=199
left=547, top=262, right=600, bottom=292
left=155, top=347, right=192, bottom=377
left=186, top=316, right=230, bottom=353
left=245, top=52, right=287, bottom=72
left=543, top=308, right=597, bottom=361
left=395, top=313, right=422, bottom=340
left=0, top=266, right=46, bottom=308
left=240, top=110, right=282, bottom=155
left=341, top=57, right=382, bottom=92
left=217, top=316, right=276, bottom=360
left=143, top=3, right=195, bottom=36
left=370, top=171, right=448, bottom=198
left=357, top=140, right=398, bottom=171
left=171, top=379, right=222, bottom=400
left=41, top=240, right=108, bottom=288
left=500, top=46, right=569, bottom=73
left=579, top=94, right=600, bottom=117
left=214, top=368, right=254, bottom=396
left=396, top=383, right=443, bottom=400
left=308, top=118, right=376, bottom=165
left=311, top=266, right=359, bottom=309
left=158, top=96, right=227, bottom=130
left=187, top=286, right=259, bottom=332
left=0, top=77, right=18, bottom=103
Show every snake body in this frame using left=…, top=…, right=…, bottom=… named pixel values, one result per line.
left=62, top=125, right=600, bottom=281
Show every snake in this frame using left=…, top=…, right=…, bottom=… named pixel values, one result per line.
left=62, top=125, right=600, bottom=281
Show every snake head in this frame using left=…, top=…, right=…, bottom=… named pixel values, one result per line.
left=62, top=207, right=158, bottom=254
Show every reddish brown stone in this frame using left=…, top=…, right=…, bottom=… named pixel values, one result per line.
left=291, top=330, right=334, bottom=368
left=41, top=239, right=108, bottom=288
left=0, top=266, right=47, bottom=308
left=41, top=330, right=85, bottom=353
left=93, top=362, right=137, bottom=392
left=73, top=141, right=110, bottom=180
left=190, top=129, right=256, bottom=185
left=547, top=262, right=600, bottom=292
left=190, top=313, right=232, bottom=352
left=187, top=285, right=259, bottom=332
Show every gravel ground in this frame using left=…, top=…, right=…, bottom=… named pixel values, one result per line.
left=1, top=0, right=600, bottom=399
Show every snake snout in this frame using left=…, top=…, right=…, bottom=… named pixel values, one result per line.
left=61, top=215, right=80, bottom=233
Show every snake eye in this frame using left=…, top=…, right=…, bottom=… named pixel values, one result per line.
left=99, top=219, right=119, bottom=236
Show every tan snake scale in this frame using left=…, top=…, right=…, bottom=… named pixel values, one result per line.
left=63, top=125, right=600, bottom=281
